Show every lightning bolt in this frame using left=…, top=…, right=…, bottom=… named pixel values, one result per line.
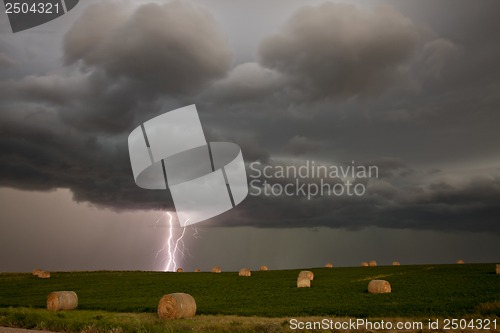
left=154, top=212, right=191, bottom=272
left=171, top=225, right=187, bottom=268
left=165, top=212, right=176, bottom=271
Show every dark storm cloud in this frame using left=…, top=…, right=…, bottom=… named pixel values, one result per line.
left=5, top=69, right=179, bottom=133
left=64, top=1, right=232, bottom=95
left=0, top=0, right=499, bottom=234
left=0, top=1, right=234, bottom=210
left=210, top=170, right=500, bottom=233
left=258, top=3, right=420, bottom=101
left=0, top=104, right=173, bottom=210
left=1, top=1, right=232, bottom=134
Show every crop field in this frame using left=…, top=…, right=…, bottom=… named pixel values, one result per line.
left=0, top=264, right=499, bottom=332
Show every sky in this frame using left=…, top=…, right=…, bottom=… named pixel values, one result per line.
left=0, top=0, right=499, bottom=273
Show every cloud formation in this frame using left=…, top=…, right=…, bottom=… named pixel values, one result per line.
left=64, top=1, right=232, bottom=95
left=0, top=1, right=236, bottom=210
left=1, top=1, right=233, bottom=134
left=0, top=102, right=172, bottom=210
left=0, top=0, right=499, bottom=234
left=214, top=165, right=500, bottom=234
left=258, top=3, right=419, bottom=101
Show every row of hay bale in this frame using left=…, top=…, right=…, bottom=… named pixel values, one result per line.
left=359, top=260, right=399, bottom=266
left=171, top=260, right=473, bottom=273
left=180, top=264, right=335, bottom=274
left=35, top=259, right=482, bottom=278
left=237, top=265, right=331, bottom=278
left=186, top=260, right=468, bottom=271
left=176, top=260, right=475, bottom=275
left=360, top=260, right=378, bottom=267
left=177, top=266, right=223, bottom=273
left=360, top=260, right=469, bottom=266
left=175, top=266, right=221, bottom=273
left=176, top=265, right=270, bottom=274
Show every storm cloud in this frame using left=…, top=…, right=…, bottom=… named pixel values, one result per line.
left=4, top=1, right=234, bottom=133
left=212, top=166, right=500, bottom=233
left=64, top=1, right=232, bottom=95
left=0, top=0, right=499, bottom=235
left=258, top=3, right=420, bottom=101
left=0, top=1, right=236, bottom=210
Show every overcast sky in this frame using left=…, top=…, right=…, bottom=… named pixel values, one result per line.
left=1, top=0, right=499, bottom=272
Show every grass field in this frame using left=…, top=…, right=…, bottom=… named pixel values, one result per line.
left=0, top=264, right=499, bottom=332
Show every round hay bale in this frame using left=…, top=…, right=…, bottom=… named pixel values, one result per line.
left=211, top=266, right=221, bottom=273
left=325, top=263, right=333, bottom=268
left=259, top=265, right=269, bottom=271
left=38, top=271, right=51, bottom=279
left=297, top=277, right=311, bottom=288
left=496, top=264, right=500, bottom=275
left=238, top=268, right=251, bottom=277
left=392, top=261, right=400, bottom=266
left=47, top=291, right=78, bottom=311
left=368, top=280, right=391, bottom=294
left=360, top=262, right=369, bottom=267
left=158, top=293, right=196, bottom=319
left=194, top=268, right=201, bottom=272
left=176, top=268, right=183, bottom=273
left=298, top=270, right=314, bottom=281
left=456, top=259, right=465, bottom=264
left=368, top=260, right=377, bottom=267
left=32, top=268, right=43, bottom=276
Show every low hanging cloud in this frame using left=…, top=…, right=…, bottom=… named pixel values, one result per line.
left=258, top=3, right=420, bottom=101
left=0, top=101, right=174, bottom=210
left=211, top=167, right=500, bottom=234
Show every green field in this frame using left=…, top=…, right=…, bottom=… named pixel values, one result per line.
left=0, top=264, right=499, bottom=332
